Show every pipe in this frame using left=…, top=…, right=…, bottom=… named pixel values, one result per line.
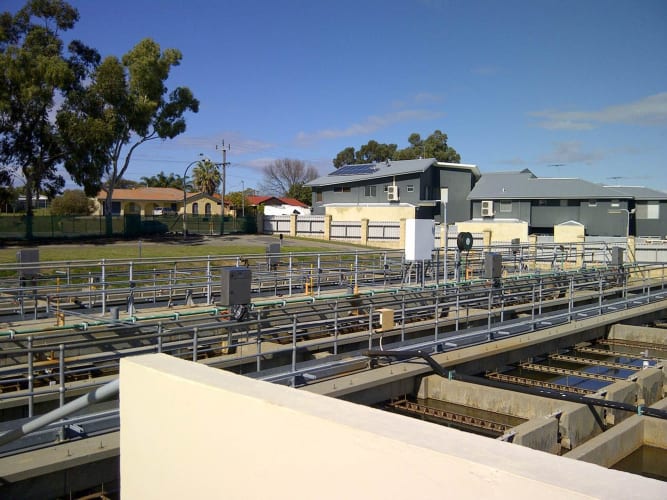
left=0, top=378, right=119, bottom=448
left=363, top=349, right=667, bottom=420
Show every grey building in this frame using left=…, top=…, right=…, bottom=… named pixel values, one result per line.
left=467, top=169, right=667, bottom=237
left=308, top=158, right=480, bottom=223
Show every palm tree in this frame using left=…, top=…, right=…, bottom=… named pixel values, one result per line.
left=192, top=159, right=221, bottom=195
left=141, top=171, right=190, bottom=189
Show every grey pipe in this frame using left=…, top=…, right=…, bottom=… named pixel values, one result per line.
left=0, top=378, right=119, bottom=448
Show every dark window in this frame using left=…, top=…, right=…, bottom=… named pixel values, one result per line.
left=364, top=185, right=376, bottom=197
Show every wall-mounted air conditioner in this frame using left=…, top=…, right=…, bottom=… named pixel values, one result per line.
left=387, top=185, right=399, bottom=201
left=481, top=200, right=494, bottom=217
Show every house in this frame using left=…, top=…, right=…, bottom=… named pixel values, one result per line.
left=466, top=169, right=667, bottom=237
left=307, top=158, right=480, bottom=223
left=93, top=187, right=225, bottom=217
left=246, top=195, right=311, bottom=216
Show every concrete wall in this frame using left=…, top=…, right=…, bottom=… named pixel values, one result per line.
left=509, top=416, right=560, bottom=454
left=456, top=220, right=529, bottom=243
left=120, top=354, right=666, bottom=499
left=325, top=204, right=416, bottom=222
left=608, top=324, right=667, bottom=346
left=554, top=223, right=585, bottom=243
left=565, top=396, right=667, bottom=470
left=417, top=377, right=599, bottom=450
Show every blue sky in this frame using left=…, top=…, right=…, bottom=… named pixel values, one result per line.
left=6, top=0, right=667, bottom=193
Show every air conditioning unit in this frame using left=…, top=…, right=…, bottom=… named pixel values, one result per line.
left=387, top=185, right=399, bottom=201
left=481, top=200, right=494, bottom=217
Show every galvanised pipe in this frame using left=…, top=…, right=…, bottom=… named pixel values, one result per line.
left=0, top=378, right=119, bottom=449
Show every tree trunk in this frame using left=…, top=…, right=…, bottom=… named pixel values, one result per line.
left=24, top=182, right=34, bottom=240
left=104, top=187, right=114, bottom=237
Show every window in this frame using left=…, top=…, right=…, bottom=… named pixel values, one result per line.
left=499, top=200, right=512, bottom=213
left=192, top=202, right=199, bottom=215
left=333, top=186, right=351, bottom=193
left=588, top=200, right=597, bottom=207
left=316, top=191, right=322, bottom=202
left=364, top=185, right=376, bottom=197
left=636, top=201, right=660, bottom=220
left=205, top=203, right=211, bottom=215
left=383, top=185, right=389, bottom=192
left=406, top=185, right=414, bottom=193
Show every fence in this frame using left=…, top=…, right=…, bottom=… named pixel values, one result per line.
left=0, top=214, right=256, bottom=240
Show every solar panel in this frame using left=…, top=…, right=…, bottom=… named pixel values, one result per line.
left=330, top=163, right=379, bottom=176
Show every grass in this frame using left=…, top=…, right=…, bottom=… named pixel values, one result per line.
left=0, top=239, right=353, bottom=264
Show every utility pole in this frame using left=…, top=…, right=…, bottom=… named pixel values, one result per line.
left=216, top=141, right=231, bottom=236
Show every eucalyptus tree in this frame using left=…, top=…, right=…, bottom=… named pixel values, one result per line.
left=0, top=0, right=99, bottom=236
left=333, top=130, right=460, bottom=167
left=58, top=38, right=199, bottom=235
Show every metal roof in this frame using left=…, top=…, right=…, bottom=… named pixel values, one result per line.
left=467, top=171, right=632, bottom=200
left=603, top=185, right=667, bottom=201
left=307, top=158, right=479, bottom=187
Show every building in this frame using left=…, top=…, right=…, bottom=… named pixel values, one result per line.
left=307, top=158, right=480, bottom=223
left=93, top=187, right=224, bottom=217
left=467, top=169, right=667, bottom=237
left=246, top=195, right=311, bottom=216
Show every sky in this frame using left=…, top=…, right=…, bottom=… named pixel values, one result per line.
left=5, top=0, right=667, bottom=193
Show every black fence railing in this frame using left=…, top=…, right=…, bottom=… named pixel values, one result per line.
left=0, top=214, right=256, bottom=240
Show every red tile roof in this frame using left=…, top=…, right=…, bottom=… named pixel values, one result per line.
left=246, top=195, right=309, bottom=207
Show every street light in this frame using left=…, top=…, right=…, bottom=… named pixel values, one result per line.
left=182, top=154, right=203, bottom=238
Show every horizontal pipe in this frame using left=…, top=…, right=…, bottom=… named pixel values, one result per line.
left=0, top=378, right=119, bottom=448
left=363, top=349, right=667, bottom=420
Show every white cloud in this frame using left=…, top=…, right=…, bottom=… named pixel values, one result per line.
left=471, top=65, right=499, bottom=76
left=537, top=141, right=604, bottom=165
left=296, top=109, right=444, bottom=143
left=174, top=132, right=275, bottom=155
left=530, top=92, right=667, bottom=130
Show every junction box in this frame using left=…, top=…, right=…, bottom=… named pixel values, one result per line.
left=220, top=267, right=251, bottom=306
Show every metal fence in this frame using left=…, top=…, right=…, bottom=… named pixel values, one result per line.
left=0, top=214, right=255, bottom=240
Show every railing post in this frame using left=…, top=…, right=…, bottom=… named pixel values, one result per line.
left=291, top=315, right=297, bottom=387
left=157, top=322, right=163, bottom=353
left=288, top=253, right=293, bottom=297
left=368, top=305, right=374, bottom=350
left=434, top=294, right=439, bottom=343
left=333, top=301, right=339, bottom=355
left=192, top=327, right=198, bottom=362
left=28, top=336, right=34, bottom=418
left=206, top=256, right=212, bottom=305
left=101, top=259, right=106, bottom=315
left=531, top=285, right=535, bottom=331
left=59, top=343, right=65, bottom=408
left=256, top=310, right=262, bottom=373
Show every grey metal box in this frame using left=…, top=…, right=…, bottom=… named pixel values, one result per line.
left=484, top=253, right=502, bottom=279
left=220, top=267, right=251, bottom=306
left=266, top=243, right=280, bottom=267
left=16, top=248, right=39, bottom=279
left=611, top=247, right=624, bottom=267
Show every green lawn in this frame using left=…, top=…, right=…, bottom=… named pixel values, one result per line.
left=0, top=241, right=352, bottom=264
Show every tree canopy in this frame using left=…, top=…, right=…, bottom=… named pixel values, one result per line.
left=141, top=170, right=189, bottom=189
left=192, top=159, right=221, bottom=196
left=0, top=0, right=99, bottom=233
left=58, top=37, right=199, bottom=234
left=333, top=130, right=460, bottom=167
left=260, top=158, right=318, bottom=205
left=50, top=188, right=94, bottom=215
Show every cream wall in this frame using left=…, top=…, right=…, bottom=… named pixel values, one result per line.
left=325, top=204, right=415, bottom=221
left=554, top=223, right=585, bottom=243
left=120, top=355, right=665, bottom=499
left=456, top=220, right=529, bottom=242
